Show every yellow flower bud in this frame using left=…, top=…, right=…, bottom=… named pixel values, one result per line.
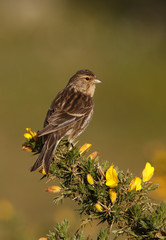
left=129, top=177, right=142, bottom=191
left=45, top=186, right=61, bottom=193
left=79, top=143, right=92, bottom=155
left=109, top=189, right=117, bottom=204
left=22, top=145, right=33, bottom=152
left=87, top=174, right=94, bottom=185
left=88, top=151, right=99, bottom=160
left=142, top=162, right=154, bottom=182
left=38, top=238, right=49, bottom=240
left=95, top=203, right=103, bottom=212
left=106, top=165, right=119, bottom=188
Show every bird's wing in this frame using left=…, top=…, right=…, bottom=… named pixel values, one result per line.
left=38, top=87, right=93, bottom=137
left=38, top=108, right=91, bottom=137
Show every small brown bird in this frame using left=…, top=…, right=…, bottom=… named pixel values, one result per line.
left=31, top=69, right=101, bottom=174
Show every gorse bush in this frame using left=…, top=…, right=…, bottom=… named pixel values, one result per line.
left=23, top=128, right=166, bottom=240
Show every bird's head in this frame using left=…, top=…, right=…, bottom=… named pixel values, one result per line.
left=68, top=69, right=101, bottom=97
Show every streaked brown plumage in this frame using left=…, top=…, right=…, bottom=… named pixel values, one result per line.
left=30, top=69, right=101, bottom=174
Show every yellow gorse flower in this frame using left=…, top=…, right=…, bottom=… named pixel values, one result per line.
left=24, top=128, right=38, bottom=141
left=109, top=189, right=117, bottom=204
left=106, top=165, right=119, bottom=188
left=95, top=203, right=103, bottom=212
left=79, top=143, right=92, bottom=155
left=45, top=186, right=61, bottom=193
left=39, top=168, right=51, bottom=175
left=129, top=177, right=142, bottom=191
left=87, top=174, right=94, bottom=185
left=142, top=162, right=154, bottom=182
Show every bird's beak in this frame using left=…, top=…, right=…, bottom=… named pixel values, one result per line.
left=94, top=79, right=101, bottom=84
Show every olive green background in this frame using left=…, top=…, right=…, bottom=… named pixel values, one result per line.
left=0, top=1, right=166, bottom=239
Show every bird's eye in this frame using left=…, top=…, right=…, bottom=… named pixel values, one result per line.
left=85, top=77, right=90, bottom=80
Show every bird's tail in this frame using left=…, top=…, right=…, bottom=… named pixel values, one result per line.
left=30, top=133, right=60, bottom=174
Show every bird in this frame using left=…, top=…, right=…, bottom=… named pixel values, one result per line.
left=30, top=69, right=101, bottom=174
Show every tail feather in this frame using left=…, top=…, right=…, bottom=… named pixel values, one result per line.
left=30, top=133, right=60, bottom=174
left=30, top=143, right=46, bottom=172
left=43, top=144, right=56, bottom=174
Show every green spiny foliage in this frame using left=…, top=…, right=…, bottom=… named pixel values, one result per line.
left=23, top=134, right=166, bottom=240
left=47, top=219, right=70, bottom=240
left=47, top=219, right=109, bottom=240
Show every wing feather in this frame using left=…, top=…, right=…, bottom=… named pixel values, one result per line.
left=38, top=86, right=93, bottom=137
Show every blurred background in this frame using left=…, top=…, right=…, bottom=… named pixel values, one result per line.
left=0, top=0, right=166, bottom=239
